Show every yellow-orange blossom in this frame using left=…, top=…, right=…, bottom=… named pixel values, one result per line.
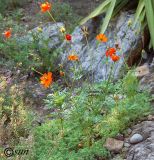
left=3, top=29, right=12, bottom=38
left=96, top=33, right=108, bottom=42
left=68, top=55, right=79, bottom=61
left=40, top=2, right=51, bottom=13
left=40, top=72, right=53, bottom=88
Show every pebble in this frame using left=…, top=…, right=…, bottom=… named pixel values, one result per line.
left=148, top=115, right=154, bottom=121
left=124, top=142, right=131, bottom=148
left=130, top=133, right=143, bottom=144
left=127, top=128, right=132, bottom=135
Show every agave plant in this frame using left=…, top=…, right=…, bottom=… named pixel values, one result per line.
left=80, top=0, right=154, bottom=49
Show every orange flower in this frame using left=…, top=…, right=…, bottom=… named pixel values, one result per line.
left=40, top=2, right=51, bottom=13
left=65, top=34, right=72, bottom=41
left=40, top=72, right=53, bottom=88
left=111, top=54, right=120, bottom=62
left=60, top=71, right=65, bottom=76
left=3, top=29, right=12, bottom=38
left=68, top=55, right=79, bottom=61
left=105, top=48, right=116, bottom=57
left=96, top=33, right=108, bottom=42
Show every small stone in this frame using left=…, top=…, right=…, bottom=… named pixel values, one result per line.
left=124, top=142, right=131, bottom=148
left=115, top=133, right=124, bottom=141
left=148, top=115, right=154, bottom=121
left=126, top=128, right=132, bottom=135
left=16, top=70, right=21, bottom=74
left=112, top=155, right=124, bottom=160
left=135, top=65, right=150, bottom=78
left=104, top=138, right=124, bottom=153
left=122, top=147, right=129, bottom=152
left=130, top=133, right=143, bottom=144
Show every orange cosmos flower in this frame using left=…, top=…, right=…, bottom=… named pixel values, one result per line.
left=96, top=33, right=108, bottom=42
left=68, top=55, right=79, bottom=61
left=3, top=29, right=12, bottom=39
left=111, top=54, right=120, bottom=62
left=40, top=2, right=51, bottom=13
left=40, top=72, right=53, bottom=88
left=105, top=48, right=116, bottom=57
left=60, top=71, right=65, bottom=76
left=65, top=34, right=72, bottom=41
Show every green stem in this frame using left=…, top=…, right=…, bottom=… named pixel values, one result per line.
left=104, top=63, right=114, bottom=97
left=60, top=118, right=64, bottom=133
left=85, top=35, right=90, bottom=49
left=47, top=11, right=57, bottom=23
left=58, top=109, right=64, bottom=136
left=31, top=68, right=43, bottom=75
left=47, top=11, right=61, bottom=34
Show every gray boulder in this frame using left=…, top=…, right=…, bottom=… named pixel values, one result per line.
left=60, top=11, right=142, bottom=82
left=19, top=22, right=64, bottom=50
left=20, top=11, right=142, bottom=83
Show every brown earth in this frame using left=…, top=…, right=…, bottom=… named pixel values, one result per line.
left=62, top=0, right=102, bottom=16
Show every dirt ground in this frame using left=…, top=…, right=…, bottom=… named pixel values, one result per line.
left=62, top=0, right=102, bottom=16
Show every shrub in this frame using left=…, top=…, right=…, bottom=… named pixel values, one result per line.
left=0, top=1, right=81, bottom=72
left=0, top=22, right=62, bottom=72
left=30, top=72, right=151, bottom=159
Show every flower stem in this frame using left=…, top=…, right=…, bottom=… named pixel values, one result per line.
left=60, top=118, right=64, bottom=134
left=31, top=68, right=43, bottom=75
left=104, top=63, right=114, bottom=97
left=85, top=35, right=90, bottom=49
left=47, top=11, right=57, bottom=23
left=47, top=11, right=60, bottom=32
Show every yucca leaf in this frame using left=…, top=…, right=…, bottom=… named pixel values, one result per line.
left=115, top=0, right=124, bottom=5
left=141, top=20, right=147, bottom=31
left=134, top=0, right=145, bottom=26
left=113, top=0, right=129, bottom=17
left=100, top=0, right=116, bottom=34
left=152, top=0, right=154, bottom=8
left=139, top=9, right=145, bottom=22
left=144, top=0, right=154, bottom=48
left=80, top=0, right=112, bottom=25
left=149, top=39, right=152, bottom=49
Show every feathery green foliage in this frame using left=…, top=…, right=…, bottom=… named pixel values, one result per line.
left=29, top=72, right=151, bottom=160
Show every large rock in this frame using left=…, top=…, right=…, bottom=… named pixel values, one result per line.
left=61, top=11, right=142, bottom=82
left=21, top=11, right=142, bottom=82
left=20, top=22, right=64, bottom=49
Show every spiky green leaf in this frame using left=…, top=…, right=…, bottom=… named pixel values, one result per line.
left=80, top=0, right=112, bottom=25
left=134, top=0, right=145, bottom=26
left=144, top=0, right=154, bottom=48
left=100, top=0, right=116, bottom=34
